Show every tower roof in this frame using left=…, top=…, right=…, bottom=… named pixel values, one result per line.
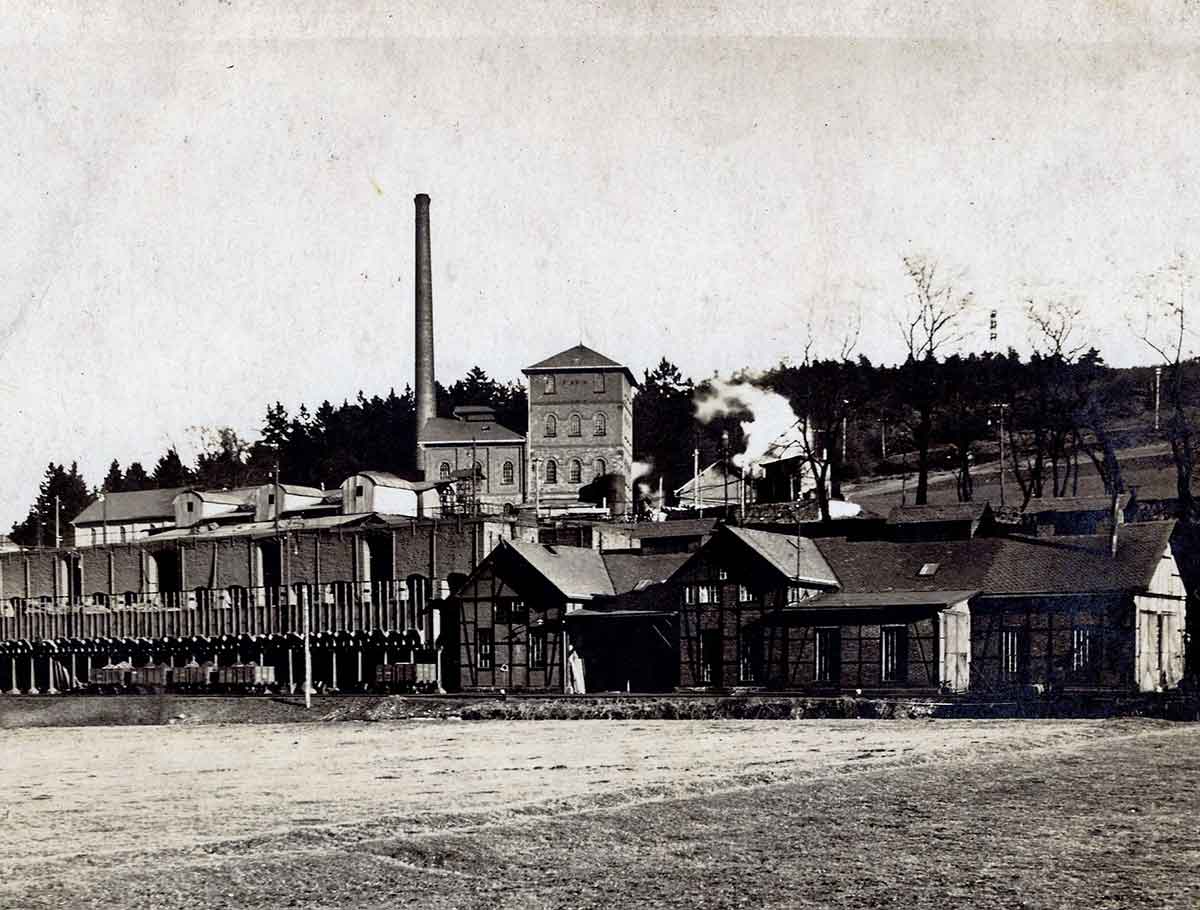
left=523, top=344, right=638, bottom=386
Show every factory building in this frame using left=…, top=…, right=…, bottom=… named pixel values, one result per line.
left=523, top=345, right=637, bottom=512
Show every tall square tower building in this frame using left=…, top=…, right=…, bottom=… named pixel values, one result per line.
left=523, top=345, right=637, bottom=509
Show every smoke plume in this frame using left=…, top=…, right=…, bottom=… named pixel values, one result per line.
left=694, top=378, right=800, bottom=471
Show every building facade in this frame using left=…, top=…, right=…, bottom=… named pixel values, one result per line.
left=523, top=345, right=636, bottom=511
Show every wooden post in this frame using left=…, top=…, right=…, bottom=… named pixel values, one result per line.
left=5, top=656, right=19, bottom=695
left=27, top=655, right=38, bottom=695
left=287, top=646, right=294, bottom=694
left=329, top=648, right=339, bottom=693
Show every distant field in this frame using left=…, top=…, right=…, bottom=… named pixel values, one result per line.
left=3, top=719, right=1198, bottom=909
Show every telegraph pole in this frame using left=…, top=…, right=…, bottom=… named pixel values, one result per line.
left=991, top=403, right=1008, bottom=508
left=1154, top=366, right=1162, bottom=432
left=54, top=495, right=61, bottom=549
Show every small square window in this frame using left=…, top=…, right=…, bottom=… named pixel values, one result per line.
left=355, top=485, right=365, bottom=497
left=268, top=494, right=275, bottom=505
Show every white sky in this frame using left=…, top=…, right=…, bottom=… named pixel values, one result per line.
left=3, top=2, right=1200, bottom=527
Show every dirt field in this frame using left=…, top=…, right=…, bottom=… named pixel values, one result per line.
left=3, top=719, right=1198, bottom=909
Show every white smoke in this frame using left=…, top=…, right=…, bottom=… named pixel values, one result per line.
left=630, top=459, right=655, bottom=481
left=694, top=378, right=801, bottom=473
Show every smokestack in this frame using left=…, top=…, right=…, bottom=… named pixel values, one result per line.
left=414, top=193, right=435, bottom=475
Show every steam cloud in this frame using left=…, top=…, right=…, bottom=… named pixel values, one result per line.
left=694, top=378, right=801, bottom=472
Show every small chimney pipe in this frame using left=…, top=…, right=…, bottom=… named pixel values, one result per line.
left=414, top=193, right=435, bottom=476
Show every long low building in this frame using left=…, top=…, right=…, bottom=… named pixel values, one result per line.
left=447, top=518, right=1188, bottom=696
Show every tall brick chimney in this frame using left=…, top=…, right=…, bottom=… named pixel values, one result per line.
left=414, top=193, right=435, bottom=476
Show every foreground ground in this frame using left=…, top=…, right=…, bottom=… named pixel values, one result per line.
left=3, top=718, right=1197, bottom=909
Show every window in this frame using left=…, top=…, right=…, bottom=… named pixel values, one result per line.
left=227, top=585, right=249, bottom=610
left=123, top=591, right=137, bottom=607
left=120, top=527, right=127, bottom=543
left=787, top=585, right=811, bottom=604
left=268, top=493, right=275, bottom=505
left=1073, top=626, right=1097, bottom=672
left=90, top=592, right=108, bottom=606
left=881, top=626, right=908, bottom=683
left=568, top=414, right=582, bottom=437
left=90, top=528, right=97, bottom=546
left=502, top=461, right=514, bottom=485
left=477, top=628, right=494, bottom=670
left=529, top=631, right=547, bottom=669
left=543, top=375, right=556, bottom=395
left=545, top=460, right=557, bottom=484
left=718, top=568, right=728, bottom=581
left=194, top=587, right=211, bottom=609
left=684, top=584, right=718, bottom=606
left=186, top=501, right=194, bottom=513
left=496, top=599, right=528, bottom=624
left=594, top=458, right=607, bottom=479
left=439, top=462, right=451, bottom=480
left=815, top=628, right=841, bottom=683
left=918, top=562, right=939, bottom=577
left=593, top=373, right=605, bottom=393
left=355, top=485, right=364, bottom=497
left=1000, top=629, right=1023, bottom=678
left=593, top=413, right=607, bottom=436
left=545, top=415, right=557, bottom=437
left=737, top=584, right=753, bottom=603
left=569, top=459, right=582, bottom=484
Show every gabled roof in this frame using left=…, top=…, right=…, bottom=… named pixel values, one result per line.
left=980, top=521, right=1176, bottom=595
left=887, top=502, right=991, bottom=525
left=72, top=487, right=187, bottom=525
left=523, top=344, right=638, bottom=386
left=503, top=539, right=615, bottom=600
left=723, top=525, right=840, bottom=587
left=418, top=417, right=524, bottom=445
left=816, top=520, right=1177, bottom=598
left=602, top=518, right=718, bottom=540
left=601, top=552, right=692, bottom=594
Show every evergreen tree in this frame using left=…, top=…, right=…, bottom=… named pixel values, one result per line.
left=152, top=448, right=193, bottom=488
left=101, top=460, right=125, bottom=494
left=10, top=462, right=91, bottom=547
left=123, top=462, right=151, bottom=491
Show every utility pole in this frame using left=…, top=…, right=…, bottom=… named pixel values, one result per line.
left=880, top=421, right=887, bottom=459
left=693, top=448, right=700, bottom=512
left=721, top=430, right=730, bottom=521
left=54, top=495, right=61, bottom=549
left=1154, top=366, right=1162, bottom=432
left=991, top=403, right=1008, bottom=508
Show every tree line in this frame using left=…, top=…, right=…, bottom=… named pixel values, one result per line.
left=12, top=251, right=1200, bottom=543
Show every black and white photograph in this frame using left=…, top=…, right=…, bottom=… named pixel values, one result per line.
left=2, top=3, right=1198, bottom=908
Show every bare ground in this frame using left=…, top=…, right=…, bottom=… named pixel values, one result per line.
left=2, top=719, right=1197, bottom=909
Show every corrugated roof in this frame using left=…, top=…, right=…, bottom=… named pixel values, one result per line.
left=724, top=525, right=840, bottom=587
left=522, top=344, right=638, bottom=386
left=354, top=471, right=445, bottom=492
left=73, top=487, right=187, bottom=525
left=601, top=552, right=692, bottom=594
left=1022, top=494, right=1131, bottom=515
left=417, top=417, right=524, bottom=445
left=887, top=502, right=991, bottom=525
left=504, top=539, right=615, bottom=600
left=604, top=518, right=718, bottom=540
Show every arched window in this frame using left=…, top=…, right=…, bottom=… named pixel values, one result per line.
left=545, top=460, right=558, bottom=484
left=439, top=462, right=451, bottom=480
left=545, top=415, right=557, bottom=437
left=593, top=413, right=606, bottom=436
left=594, top=458, right=607, bottom=479
left=502, top=461, right=514, bottom=485
left=568, top=414, right=582, bottom=437
left=569, top=459, right=582, bottom=484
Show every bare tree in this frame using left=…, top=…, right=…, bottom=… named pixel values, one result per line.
left=895, top=255, right=973, bottom=505
left=1133, top=253, right=1200, bottom=521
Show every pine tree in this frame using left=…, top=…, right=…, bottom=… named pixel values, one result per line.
left=152, top=448, right=193, bottom=488
left=123, top=462, right=151, bottom=491
left=101, top=460, right=125, bottom=494
left=10, top=462, right=91, bottom=547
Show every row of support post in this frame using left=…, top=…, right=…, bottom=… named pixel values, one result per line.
left=2, top=644, right=433, bottom=695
